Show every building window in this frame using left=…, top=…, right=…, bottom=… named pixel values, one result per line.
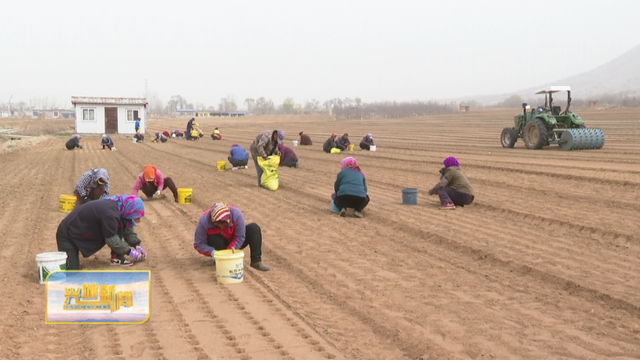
left=126, top=109, right=139, bottom=122
left=82, top=108, right=95, bottom=121
left=53, top=111, right=59, bottom=117
left=32, top=111, right=39, bottom=117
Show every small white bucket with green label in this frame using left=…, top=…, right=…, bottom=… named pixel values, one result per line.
left=36, top=252, right=68, bottom=284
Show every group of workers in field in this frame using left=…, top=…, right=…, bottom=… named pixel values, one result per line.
left=58, top=122, right=475, bottom=277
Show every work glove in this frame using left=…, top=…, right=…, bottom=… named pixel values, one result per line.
left=439, top=167, right=446, bottom=176
left=262, top=155, right=271, bottom=160
left=136, top=245, right=147, bottom=259
left=128, top=245, right=147, bottom=261
left=154, top=190, right=161, bottom=196
left=428, top=189, right=435, bottom=196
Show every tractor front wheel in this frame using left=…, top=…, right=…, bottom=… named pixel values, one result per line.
left=500, top=127, right=518, bottom=148
left=524, top=119, right=547, bottom=149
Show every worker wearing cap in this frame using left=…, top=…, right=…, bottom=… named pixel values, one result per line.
left=360, top=133, right=374, bottom=150
left=323, top=133, right=338, bottom=153
left=73, top=168, right=110, bottom=207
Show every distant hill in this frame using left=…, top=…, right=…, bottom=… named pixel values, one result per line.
left=463, top=43, right=640, bottom=106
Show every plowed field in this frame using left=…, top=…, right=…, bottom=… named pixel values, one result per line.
left=1, top=108, right=639, bottom=360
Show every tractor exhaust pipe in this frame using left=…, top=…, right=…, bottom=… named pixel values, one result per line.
left=522, top=103, right=528, bottom=120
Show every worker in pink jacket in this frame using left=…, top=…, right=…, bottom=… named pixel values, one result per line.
left=132, top=164, right=179, bottom=202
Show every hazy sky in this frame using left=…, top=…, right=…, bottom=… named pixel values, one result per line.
left=2, top=0, right=639, bottom=109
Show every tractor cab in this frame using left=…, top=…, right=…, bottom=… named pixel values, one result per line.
left=534, top=85, right=572, bottom=116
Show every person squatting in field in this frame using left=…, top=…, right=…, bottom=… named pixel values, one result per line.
left=211, top=127, right=223, bottom=140
left=360, top=133, right=375, bottom=150
left=228, top=143, right=249, bottom=169
left=427, top=156, right=475, bottom=210
left=193, top=203, right=270, bottom=271
left=73, top=168, right=110, bottom=207
left=101, top=134, right=116, bottom=150
left=153, top=132, right=168, bottom=143
left=172, top=129, right=184, bottom=139
left=65, top=135, right=82, bottom=150
left=277, top=143, right=299, bottom=168
left=323, top=133, right=338, bottom=153
left=56, top=195, right=147, bottom=269
left=249, top=130, right=284, bottom=187
left=299, top=131, right=312, bottom=145
left=132, top=164, right=179, bottom=202
left=334, top=157, right=369, bottom=218
left=335, top=133, right=351, bottom=151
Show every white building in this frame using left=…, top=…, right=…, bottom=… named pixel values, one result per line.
left=71, top=96, right=148, bottom=134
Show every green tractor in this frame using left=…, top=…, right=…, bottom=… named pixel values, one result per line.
left=500, top=86, right=605, bottom=150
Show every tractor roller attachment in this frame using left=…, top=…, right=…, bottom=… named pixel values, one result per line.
left=559, top=128, right=605, bottom=150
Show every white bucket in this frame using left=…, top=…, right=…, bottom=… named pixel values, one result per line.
left=36, top=252, right=68, bottom=284
left=213, top=249, right=244, bottom=284
left=132, top=138, right=137, bottom=143
left=370, top=145, right=377, bottom=151
left=292, top=140, right=299, bottom=146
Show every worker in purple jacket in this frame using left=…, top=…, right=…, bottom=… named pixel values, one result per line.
left=335, top=133, right=350, bottom=151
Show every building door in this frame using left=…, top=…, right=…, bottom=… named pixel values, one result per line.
left=105, top=107, right=118, bottom=134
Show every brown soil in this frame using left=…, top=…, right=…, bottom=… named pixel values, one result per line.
left=1, top=108, right=640, bottom=359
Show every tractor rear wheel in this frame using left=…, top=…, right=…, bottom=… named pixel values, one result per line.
left=524, top=119, right=547, bottom=149
left=500, top=127, right=517, bottom=148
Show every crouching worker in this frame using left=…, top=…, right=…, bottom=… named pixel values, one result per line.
left=56, top=195, right=147, bottom=270
left=360, top=133, right=374, bottom=150
left=66, top=135, right=82, bottom=150
left=277, top=143, right=299, bottom=168
left=101, top=134, right=116, bottom=150
left=74, top=168, right=110, bottom=207
left=132, top=164, right=179, bottom=202
left=152, top=132, right=168, bottom=143
left=194, top=203, right=270, bottom=271
left=427, top=156, right=475, bottom=210
left=229, top=143, right=249, bottom=169
left=334, top=157, right=369, bottom=218
left=211, top=127, right=223, bottom=140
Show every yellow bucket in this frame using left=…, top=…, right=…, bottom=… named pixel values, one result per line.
left=59, top=195, right=76, bottom=213
left=177, top=188, right=192, bottom=204
left=348, top=144, right=355, bottom=152
left=217, top=161, right=227, bottom=171
left=213, top=249, right=244, bottom=284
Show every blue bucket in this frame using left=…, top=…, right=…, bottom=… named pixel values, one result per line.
left=402, top=188, right=418, bottom=205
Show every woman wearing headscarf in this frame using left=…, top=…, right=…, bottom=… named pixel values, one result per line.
left=73, top=168, right=110, bottom=207
left=427, top=156, right=475, bottom=210
left=360, top=133, right=375, bottom=150
left=194, top=203, right=270, bottom=271
left=334, top=157, right=369, bottom=218
left=228, top=143, right=249, bottom=169
left=132, top=164, right=179, bottom=202
left=250, top=130, right=284, bottom=187
left=65, top=135, right=82, bottom=150
left=56, top=195, right=147, bottom=269
left=152, top=132, right=168, bottom=143
left=101, top=134, right=116, bottom=150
